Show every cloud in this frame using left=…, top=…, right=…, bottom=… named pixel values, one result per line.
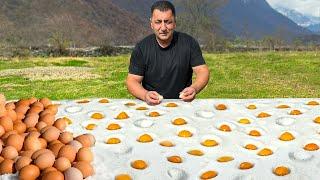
left=266, top=0, right=320, bottom=17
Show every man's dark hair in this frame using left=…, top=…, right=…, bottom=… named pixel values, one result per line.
left=151, top=1, right=176, bottom=17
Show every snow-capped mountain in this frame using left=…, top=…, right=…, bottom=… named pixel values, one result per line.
left=274, top=6, right=320, bottom=27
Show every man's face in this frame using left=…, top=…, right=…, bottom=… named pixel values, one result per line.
left=150, top=9, right=176, bottom=42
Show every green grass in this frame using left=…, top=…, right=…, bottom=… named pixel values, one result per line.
left=0, top=52, right=319, bottom=100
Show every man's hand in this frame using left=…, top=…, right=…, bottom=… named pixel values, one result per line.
left=179, top=87, right=196, bottom=102
left=145, top=91, right=162, bottom=105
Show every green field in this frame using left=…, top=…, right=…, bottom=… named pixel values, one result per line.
left=0, top=51, right=319, bottom=100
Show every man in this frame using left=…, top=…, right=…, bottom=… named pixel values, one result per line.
left=126, top=0, right=209, bottom=105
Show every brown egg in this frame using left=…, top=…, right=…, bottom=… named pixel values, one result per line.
left=31, top=149, right=52, bottom=160
left=49, top=140, right=62, bottom=146
left=26, top=127, right=38, bottom=133
left=23, top=136, right=42, bottom=151
left=19, top=150, right=34, bottom=158
left=5, top=102, right=15, bottom=110
left=42, top=126, right=60, bottom=142
left=39, top=114, right=55, bottom=126
left=0, top=159, right=15, bottom=174
left=19, top=164, right=40, bottom=180
left=40, top=125, right=51, bottom=134
left=23, top=114, right=39, bottom=128
left=15, top=105, right=29, bottom=115
left=1, top=146, right=18, bottom=159
left=26, top=131, right=41, bottom=138
left=13, top=121, right=27, bottom=134
left=76, top=147, right=93, bottom=162
left=28, top=97, right=38, bottom=104
left=27, top=106, right=43, bottom=114
left=64, top=167, right=83, bottom=180
left=41, top=170, right=64, bottom=180
left=45, top=104, right=58, bottom=114
left=15, top=99, right=30, bottom=107
left=1, top=130, right=18, bottom=141
left=31, top=101, right=44, bottom=108
left=0, top=116, right=13, bottom=132
left=34, top=151, right=55, bottom=170
left=58, top=145, right=77, bottom=162
left=73, top=161, right=94, bottom=178
left=41, top=167, right=57, bottom=176
left=6, top=110, right=17, bottom=122
left=39, top=98, right=52, bottom=108
left=59, top=132, right=73, bottom=144
left=39, top=138, right=47, bottom=149
left=0, top=125, right=5, bottom=137
left=0, top=106, right=6, bottom=117
left=6, top=134, right=24, bottom=151
left=16, top=112, right=25, bottom=121
left=39, top=109, right=54, bottom=117
left=54, top=157, right=71, bottom=172
left=75, top=134, right=94, bottom=147
left=15, top=156, right=32, bottom=171
left=0, top=156, right=4, bottom=163
left=68, top=140, right=83, bottom=152
left=49, top=143, right=64, bottom=157
left=35, top=121, right=47, bottom=132
left=54, top=118, right=67, bottom=131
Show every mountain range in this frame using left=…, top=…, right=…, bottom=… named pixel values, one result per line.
left=273, top=6, right=320, bottom=34
left=0, top=0, right=316, bottom=46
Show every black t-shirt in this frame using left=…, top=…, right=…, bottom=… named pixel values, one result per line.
left=129, top=31, right=205, bottom=99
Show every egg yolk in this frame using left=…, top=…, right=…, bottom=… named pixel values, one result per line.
left=279, top=132, right=295, bottom=141
left=136, top=107, right=148, bottom=110
left=149, top=111, right=160, bottom=117
left=290, top=110, right=302, bottom=115
left=85, top=124, right=97, bottom=130
left=239, top=162, right=254, bottom=170
left=166, top=103, right=178, bottom=107
left=172, top=118, right=187, bottom=125
left=200, top=171, right=218, bottom=179
left=201, top=139, right=219, bottom=147
left=131, top=160, right=147, bottom=170
left=178, top=130, right=193, bottom=137
left=91, top=113, right=104, bottom=119
left=238, top=118, right=251, bottom=124
left=257, top=112, right=271, bottom=118
left=215, top=104, right=227, bottom=110
left=273, top=166, right=290, bottom=176
left=307, top=101, right=319, bottom=105
left=217, top=156, right=234, bottom=163
left=244, top=144, right=258, bottom=150
left=314, top=116, right=320, bottom=124
left=98, top=99, right=109, bottom=103
left=106, top=123, right=121, bottom=130
left=125, top=102, right=136, bottom=106
left=219, top=124, right=231, bottom=132
left=276, top=104, right=290, bottom=108
left=249, top=130, right=261, bottom=137
left=116, top=112, right=129, bottom=119
left=137, top=134, right=153, bottom=143
left=115, top=174, right=132, bottom=180
left=257, top=148, right=273, bottom=156
left=159, top=140, right=175, bottom=147
left=105, top=138, right=121, bottom=144
left=167, top=156, right=182, bottom=163
left=187, top=149, right=204, bottom=156
left=303, top=143, right=319, bottom=151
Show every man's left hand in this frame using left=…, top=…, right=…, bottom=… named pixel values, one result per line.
left=179, top=87, right=196, bottom=102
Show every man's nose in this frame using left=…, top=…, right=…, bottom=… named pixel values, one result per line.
left=160, top=22, right=167, bottom=30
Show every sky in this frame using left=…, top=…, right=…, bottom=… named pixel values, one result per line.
left=266, top=0, right=320, bottom=17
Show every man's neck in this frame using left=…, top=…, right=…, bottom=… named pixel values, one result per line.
left=156, top=35, right=173, bottom=48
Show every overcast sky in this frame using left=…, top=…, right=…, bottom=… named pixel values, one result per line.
left=266, top=0, right=320, bottom=17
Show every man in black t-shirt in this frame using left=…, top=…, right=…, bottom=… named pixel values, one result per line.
left=126, top=0, right=210, bottom=105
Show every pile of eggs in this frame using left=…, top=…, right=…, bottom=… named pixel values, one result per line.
left=0, top=94, right=95, bottom=180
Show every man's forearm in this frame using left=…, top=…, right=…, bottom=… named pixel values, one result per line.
left=127, top=80, right=148, bottom=101
left=191, top=69, right=210, bottom=94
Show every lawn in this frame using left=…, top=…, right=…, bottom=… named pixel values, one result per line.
left=0, top=51, right=319, bottom=100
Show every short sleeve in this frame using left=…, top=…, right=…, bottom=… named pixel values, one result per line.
left=190, top=38, right=205, bottom=67
left=129, top=45, right=145, bottom=76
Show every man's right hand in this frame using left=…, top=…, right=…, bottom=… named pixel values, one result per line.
left=145, top=91, right=161, bottom=105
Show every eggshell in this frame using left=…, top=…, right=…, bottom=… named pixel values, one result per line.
left=58, top=145, right=77, bottom=162
left=46, top=104, right=58, bottom=115
left=0, top=116, right=13, bottom=132
left=0, top=106, right=6, bottom=118
left=13, top=122, right=27, bottom=134
left=5, top=102, right=15, bottom=111
left=27, top=106, right=43, bottom=114
left=0, top=156, right=4, bottom=163
left=68, top=140, right=83, bottom=152
left=39, top=138, right=47, bottom=149
left=39, top=109, right=54, bottom=117
left=6, top=110, right=17, bottom=122
left=75, top=134, right=94, bottom=147
left=39, top=98, right=52, bottom=108
left=26, top=131, right=41, bottom=138
left=1, top=130, right=17, bottom=142
left=54, top=118, right=67, bottom=131
left=23, top=114, right=39, bottom=128
left=23, top=136, right=42, bottom=151
left=59, top=132, right=73, bottom=144
left=15, top=156, right=32, bottom=171
left=1, top=146, right=18, bottom=159
left=41, top=167, right=57, bottom=175
left=49, top=143, right=64, bottom=157
left=15, top=99, right=30, bottom=107
left=28, top=97, right=37, bottom=104
left=31, top=149, right=52, bottom=160
left=6, top=134, right=24, bottom=151
left=73, top=161, right=94, bottom=178
left=64, top=167, right=83, bottom=180
left=41, top=170, right=64, bottom=180
left=15, top=105, right=29, bottom=115
left=0, top=159, right=15, bottom=174
left=26, top=127, right=38, bottom=133
left=54, top=157, right=71, bottom=172
left=0, top=125, right=5, bottom=137
left=16, top=112, right=25, bottom=121
left=35, top=121, right=47, bottom=132
left=19, top=150, right=34, bottom=158
left=19, top=164, right=40, bottom=180
left=76, top=147, right=93, bottom=162
left=34, top=151, right=55, bottom=170
left=49, top=140, right=62, bottom=146
left=39, top=114, right=55, bottom=126
left=42, top=126, right=60, bottom=142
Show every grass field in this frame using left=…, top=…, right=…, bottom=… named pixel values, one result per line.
left=0, top=51, right=319, bottom=100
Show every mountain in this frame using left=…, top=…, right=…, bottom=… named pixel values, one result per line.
left=216, top=0, right=311, bottom=39
left=0, top=0, right=314, bottom=46
left=273, top=6, right=320, bottom=34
